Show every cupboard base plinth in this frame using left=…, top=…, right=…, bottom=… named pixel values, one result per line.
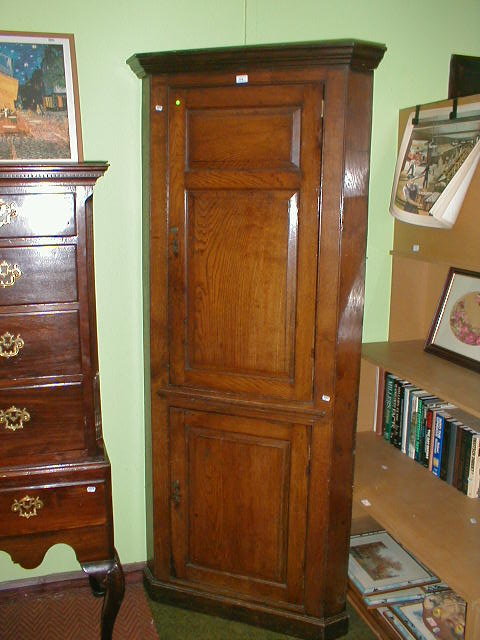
left=143, top=567, right=349, bottom=640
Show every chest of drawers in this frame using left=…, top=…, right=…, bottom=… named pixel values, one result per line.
left=0, top=163, right=124, bottom=639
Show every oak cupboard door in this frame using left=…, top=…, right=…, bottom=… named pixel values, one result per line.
left=168, top=84, right=322, bottom=402
left=169, top=408, right=311, bottom=605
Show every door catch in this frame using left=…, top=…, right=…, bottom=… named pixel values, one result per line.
left=172, top=480, right=181, bottom=506
left=170, top=227, right=179, bottom=257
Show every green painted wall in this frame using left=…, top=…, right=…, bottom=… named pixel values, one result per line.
left=1, top=0, right=478, bottom=582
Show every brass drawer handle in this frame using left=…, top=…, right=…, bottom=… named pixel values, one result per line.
left=0, top=406, right=30, bottom=431
left=0, top=199, right=18, bottom=228
left=0, top=260, right=21, bottom=288
left=0, top=332, right=24, bottom=358
left=11, top=495, right=44, bottom=519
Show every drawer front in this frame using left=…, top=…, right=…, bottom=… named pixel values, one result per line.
left=0, top=246, right=77, bottom=305
left=0, top=383, right=86, bottom=464
left=0, top=310, right=82, bottom=379
left=0, top=193, right=75, bottom=238
left=0, top=481, right=107, bottom=536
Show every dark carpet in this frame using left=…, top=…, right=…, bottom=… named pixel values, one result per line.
left=147, top=599, right=377, bottom=640
left=0, top=581, right=159, bottom=640
left=0, top=577, right=376, bottom=639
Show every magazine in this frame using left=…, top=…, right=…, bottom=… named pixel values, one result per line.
left=393, top=591, right=466, bottom=640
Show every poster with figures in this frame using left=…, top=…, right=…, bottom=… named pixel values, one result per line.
left=0, top=32, right=82, bottom=162
left=390, top=101, right=480, bottom=227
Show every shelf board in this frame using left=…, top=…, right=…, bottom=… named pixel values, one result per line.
left=362, top=340, right=480, bottom=419
left=390, top=250, right=479, bottom=272
left=353, top=432, right=480, bottom=604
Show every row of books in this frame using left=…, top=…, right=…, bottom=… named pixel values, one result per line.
left=349, top=530, right=466, bottom=640
left=376, top=370, right=480, bottom=499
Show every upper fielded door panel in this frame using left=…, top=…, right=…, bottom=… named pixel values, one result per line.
left=168, top=83, right=322, bottom=401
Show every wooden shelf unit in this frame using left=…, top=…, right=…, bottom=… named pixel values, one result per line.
left=353, top=430, right=480, bottom=639
left=353, top=94, right=480, bottom=640
left=362, top=340, right=480, bottom=419
left=354, top=341, right=480, bottom=639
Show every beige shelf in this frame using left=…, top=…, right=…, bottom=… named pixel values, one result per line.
left=389, top=249, right=479, bottom=272
left=356, top=95, right=480, bottom=640
left=353, top=432, right=480, bottom=638
left=362, top=340, right=480, bottom=419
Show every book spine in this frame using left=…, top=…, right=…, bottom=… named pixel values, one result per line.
left=374, top=368, right=386, bottom=436
left=408, top=394, right=421, bottom=459
left=432, top=413, right=445, bottom=477
left=428, top=407, right=439, bottom=471
left=383, top=374, right=395, bottom=442
left=467, top=434, right=480, bottom=498
left=422, top=407, right=434, bottom=467
left=401, top=387, right=416, bottom=454
left=418, top=397, right=437, bottom=464
left=470, top=434, right=480, bottom=499
left=454, top=426, right=467, bottom=490
left=392, top=382, right=406, bottom=448
left=446, top=421, right=458, bottom=485
left=439, top=418, right=452, bottom=481
left=414, top=397, right=427, bottom=462
left=390, top=379, right=401, bottom=445
left=462, top=429, right=474, bottom=495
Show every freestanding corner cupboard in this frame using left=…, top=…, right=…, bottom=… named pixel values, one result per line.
left=128, top=40, right=385, bottom=638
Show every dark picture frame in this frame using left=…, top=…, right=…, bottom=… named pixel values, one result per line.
left=425, top=267, right=480, bottom=372
left=448, top=54, right=480, bottom=99
left=0, top=31, right=83, bottom=162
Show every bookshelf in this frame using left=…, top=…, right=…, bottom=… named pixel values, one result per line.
left=352, top=94, right=480, bottom=640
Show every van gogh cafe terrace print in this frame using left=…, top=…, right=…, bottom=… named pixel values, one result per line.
left=0, top=33, right=81, bottom=162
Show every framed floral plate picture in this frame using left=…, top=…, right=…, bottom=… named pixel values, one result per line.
left=0, top=31, right=82, bottom=162
left=425, top=267, right=480, bottom=372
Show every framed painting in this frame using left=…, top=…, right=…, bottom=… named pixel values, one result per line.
left=389, top=100, right=480, bottom=229
left=349, top=531, right=438, bottom=596
left=448, top=54, right=480, bottom=99
left=0, top=31, right=82, bottom=162
left=425, top=267, right=480, bottom=372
